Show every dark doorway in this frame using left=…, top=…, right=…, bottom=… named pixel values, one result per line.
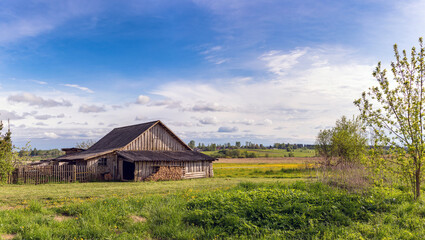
left=123, top=161, right=135, bottom=180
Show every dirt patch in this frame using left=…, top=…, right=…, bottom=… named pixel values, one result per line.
left=130, top=215, right=146, bottom=223
left=1, top=234, right=17, bottom=240
left=216, top=157, right=322, bottom=164
left=54, top=215, right=72, bottom=222
left=0, top=206, right=18, bottom=211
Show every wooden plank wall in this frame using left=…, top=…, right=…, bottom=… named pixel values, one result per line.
left=123, top=124, right=187, bottom=151
left=133, top=160, right=214, bottom=181
left=85, top=154, right=118, bottom=180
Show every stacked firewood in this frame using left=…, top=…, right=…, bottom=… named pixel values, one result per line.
left=145, top=166, right=183, bottom=181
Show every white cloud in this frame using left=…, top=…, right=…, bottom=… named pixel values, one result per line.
left=201, top=45, right=222, bottom=54
left=149, top=99, right=181, bottom=108
left=0, top=18, right=55, bottom=44
left=3, top=46, right=376, bottom=148
left=150, top=46, right=374, bottom=143
left=34, top=114, right=55, bottom=120
left=135, top=116, right=147, bottom=121
left=199, top=116, right=218, bottom=125
left=0, top=110, right=25, bottom=120
left=259, top=49, right=307, bottom=76
left=213, top=59, right=228, bottom=65
left=8, top=93, right=72, bottom=108
left=0, top=1, right=102, bottom=44
left=136, top=95, right=150, bottom=104
left=44, top=132, right=59, bottom=139
left=232, top=119, right=255, bottom=125
left=32, top=80, right=47, bottom=85
left=218, top=126, right=238, bottom=133
left=79, top=104, right=106, bottom=113
left=264, top=119, right=273, bottom=126
left=200, top=45, right=229, bottom=64
left=191, top=102, right=225, bottom=112
left=63, top=84, right=94, bottom=93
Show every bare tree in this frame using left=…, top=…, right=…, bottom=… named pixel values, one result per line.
left=75, top=139, right=95, bottom=150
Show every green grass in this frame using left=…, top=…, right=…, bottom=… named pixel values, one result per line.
left=0, top=178, right=299, bottom=207
left=1, top=161, right=424, bottom=239
left=0, top=162, right=312, bottom=207
left=0, top=180, right=421, bottom=239
left=202, top=148, right=316, bottom=158
left=213, top=163, right=316, bottom=178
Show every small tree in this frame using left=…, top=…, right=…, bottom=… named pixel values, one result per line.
left=315, top=116, right=367, bottom=166
left=355, top=37, right=425, bottom=200
left=188, top=140, right=196, bottom=149
left=0, top=121, right=13, bottom=183
left=315, top=116, right=368, bottom=191
left=332, top=116, right=368, bottom=164
left=315, top=129, right=334, bottom=166
left=75, top=139, right=95, bottom=150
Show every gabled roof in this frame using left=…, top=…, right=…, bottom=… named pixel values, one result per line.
left=56, top=120, right=192, bottom=161
left=88, top=121, right=158, bottom=151
left=117, top=151, right=216, bottom=162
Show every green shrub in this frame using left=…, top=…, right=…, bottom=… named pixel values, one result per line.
left=183, top=181, right=397, bottom=239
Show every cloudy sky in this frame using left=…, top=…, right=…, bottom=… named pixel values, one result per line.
left=1, top=0, right=425, bottom=149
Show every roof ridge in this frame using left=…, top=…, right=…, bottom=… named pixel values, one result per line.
left=112, top=120, right=159, bottom=130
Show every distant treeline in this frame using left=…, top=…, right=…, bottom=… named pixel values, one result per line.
left=210, top=149, right=258, bottom=159
left=19, top=148, right=64, bottom=158
left=188, top=140, right=315, bottom=152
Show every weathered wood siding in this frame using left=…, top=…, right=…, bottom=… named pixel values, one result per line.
left=133, top=160, right=213, bottom=181
left=123, top=124, right=188, bottom=151
left=182, top=161, right=213, bottom=179
left=85, top=153, right=118, bottom=180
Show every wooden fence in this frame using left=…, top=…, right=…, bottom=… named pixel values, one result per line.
left=8, top=165, right=98, bottom=185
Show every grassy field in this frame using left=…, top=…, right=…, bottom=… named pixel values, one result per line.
left=0, top=179, right=420, bottom=239
left=1, top=158, right=314, bottom=208
left=0, top=178, right=303, bottom=208
left=0, top=178, right=309, bottom=239
left=0, top=158, right=423, bottom=239
left=202, top=148, right=316, bottom=158
left=213, top=157, right=319, bottom=178
left=214, top=162, right=316, bottom=178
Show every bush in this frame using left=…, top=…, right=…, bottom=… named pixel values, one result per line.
left=183, top=181, right=395, bottom=239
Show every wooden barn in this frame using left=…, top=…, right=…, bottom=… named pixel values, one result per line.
left=56, top=120, right=216, bottom=181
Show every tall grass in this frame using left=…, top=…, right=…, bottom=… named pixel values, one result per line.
left=317, top=163, right=372, bottom=193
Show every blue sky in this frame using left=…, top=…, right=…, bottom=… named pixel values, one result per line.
left=1, top=0, right=425, bottom=149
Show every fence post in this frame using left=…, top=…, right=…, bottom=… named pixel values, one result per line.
left=72, top=165, right=77, bottom=182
